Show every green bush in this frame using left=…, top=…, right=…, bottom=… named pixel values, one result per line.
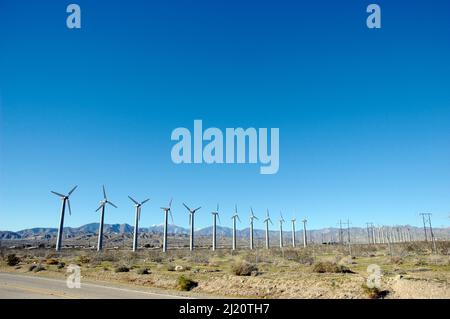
left=114, top=265, right=130, bottom=273
left=6, top=254, right=21, bottom=266
left=57, top=262, right=66, bottom=269
left=231, top=261, right=258, bottom=276
left=176, top=275, right=198, bottom=291
left=312, top=262, right=353, bottom=274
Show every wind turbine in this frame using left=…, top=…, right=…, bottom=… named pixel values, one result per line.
left=279, top=212, right=285, bottom=248
left=95, top=185, right=117, bottom=251
left=249, top=208, right=258, bottom=250
left=128, top=195, right=150, bottom=252
left=51, top=185, right=77, bottom=252
left=183, top=203, right=201, bottom=251
left=263, top=210, right=273, bottom=249
left=211, top=204, right=220, bottom=251
left=231, top=205, right=241, bottom=251
left=160, top=198, right=174, bottom=252
left=291, top=217, right=296, bottom=247
left=302, top=219, right=308, bottom=247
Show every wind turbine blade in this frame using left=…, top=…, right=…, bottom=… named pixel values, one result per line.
left=169, top=198, right=173, bottom=208
left=237, top=215, right=241, bottom=222
left=194, top=206, right=201, bottom=212
left=217, top=213, right=221, bottom=225
left=107, top=201, right=118, bottom=208
left=102, top=185, right=107, bottom=200
left=189, top=213, right=191, bottom=226
left=141, top=198, right=150, bottom=205
left=269, top=218, right=273, bottom=225
left=51, top=191, right=65, bottom=198
left=183, top=203, right=191, bottom=212
left=251, top=207, right=254, bottom=215
left=235, top=204, right=237, bottom=214
left=128, top=196, right=139, bottom=205
left=67, top=199, right=72, bottom=216
left=217, top=203, right=219, bottom=212
left=95, top=204, right=104, bottom=212
left=169, top=210, right=174, bottom=225
left=68, top=185, right=78, bottom=196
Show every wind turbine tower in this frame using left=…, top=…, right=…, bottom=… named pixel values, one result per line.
left=160, top=198, right=174, bottom=252
left=302, top=219, right=308, bottom=247
left=95, top=186, right=117, bottom=251
left=249, top=208, right=258, bottom=250
left=291, top=217, right=296, bottom=247
left=211, top=204, right=220, bottom=251
left=279, top=213, right=285, bottom=248
left=263, top=210, right=273, bottom=249
left=128, top=196, right=150, bottom=252
left=183, top=203, right=201, bottom=251
left=231, top=205, right=241, bottom=250
left=51, top=185, right=77, bottom=252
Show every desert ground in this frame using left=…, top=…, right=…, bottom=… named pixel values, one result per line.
left=1, top=240, right=449, bottom=299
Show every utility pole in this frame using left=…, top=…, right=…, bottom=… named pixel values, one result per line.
left=339, top=220, right=343, bottom=245
left=426, top=214, right=437, bottom=253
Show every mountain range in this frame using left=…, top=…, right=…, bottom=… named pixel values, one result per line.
left=1, top=223, right=449, bottom=243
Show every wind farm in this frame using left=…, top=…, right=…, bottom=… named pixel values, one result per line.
left=1, top=185, right=450, bottom=299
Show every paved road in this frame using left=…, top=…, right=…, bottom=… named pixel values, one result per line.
left=0, top=273, right=191, bottom=299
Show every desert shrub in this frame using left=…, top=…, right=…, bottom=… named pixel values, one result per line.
left=33, top=264, right=46, bottom=272
left=190, top=253, right=209, bottom=264
left=231, top=261, right=258, bottom=276
left=46, top=258, right=59, bottom=265
left=390, top=256, right=403, bottom=265
left=136, top=268, right=150, bottom=275
left=312, top=262, right=353, bottom=274
left=57, top=262, right=66, bottom=269
left=45, top=252, right=57, bottom=259
left=414, top=259, right=427, bottom=266
left=176, top=275, right=198, bottom=291
left=153, top=256, right=163, bottom=263
left=362, top=284, right=389, bottom=299
left=92, top=251, right=119, bottom=263
left=114, top=265, right=130, bottom=273
left=77, top=255, right=90, bottom=264
left=28, top=264, right=37, bottom=272
left=6, top=254, right=21, bottom=266
left=284, top=249, right=315, bottom=265
left=167, top=264, right=176, bottom=271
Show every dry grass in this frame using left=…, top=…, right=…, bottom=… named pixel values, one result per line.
left=0, top=240, right=448, bottom=299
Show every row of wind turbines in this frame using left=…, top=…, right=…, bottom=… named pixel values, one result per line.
left=51, top=186, right=309, bottom=252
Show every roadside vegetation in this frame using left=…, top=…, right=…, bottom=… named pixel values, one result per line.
left=0, top=241, right=449, bottom=298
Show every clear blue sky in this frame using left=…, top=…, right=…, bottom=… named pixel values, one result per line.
left=1, top=0, right=450, bottom=231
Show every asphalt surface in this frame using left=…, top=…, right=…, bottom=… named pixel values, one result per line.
left=0, top=272, right=191, bottom=299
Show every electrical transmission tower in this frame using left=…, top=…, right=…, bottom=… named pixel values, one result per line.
left=420, top=213, right=437, bottom=253
left=420, top=213, right=428, bottom=242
